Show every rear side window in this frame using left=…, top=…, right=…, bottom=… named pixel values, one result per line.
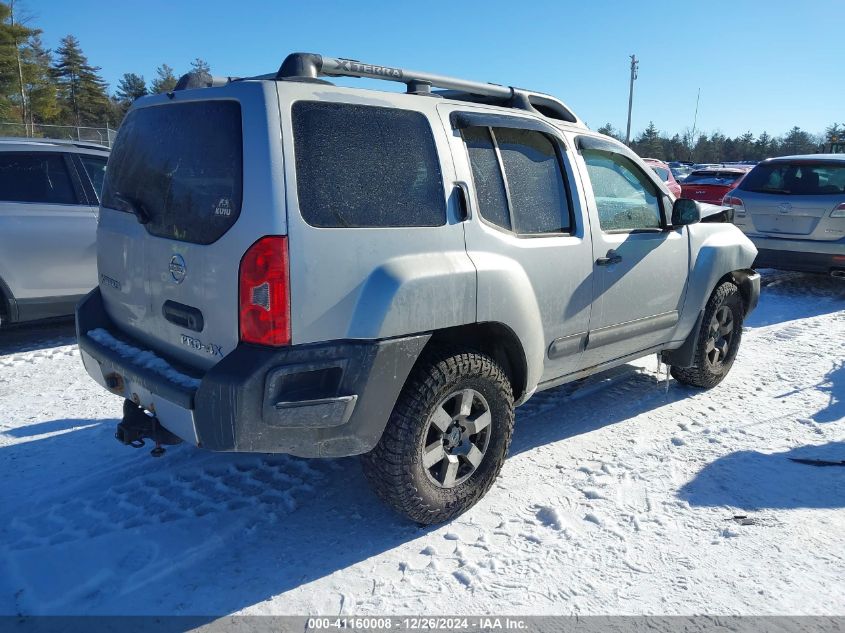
left=293, top=102, right=446, bottom=228
left=0, top=153, right=77, bottom=205
left=496, top=128, right=572, bottom=234
left=739, top=162, right=845, bottom=195
left=462, top=125, right=573, bottom=235
left=463, top=127, right=511, bottom=230
left=102, top=101, right=243, bottom=245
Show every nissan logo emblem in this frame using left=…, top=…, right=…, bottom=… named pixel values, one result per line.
left=169, top=254, right=187, bottom=284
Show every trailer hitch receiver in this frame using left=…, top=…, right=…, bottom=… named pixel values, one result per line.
left=116, top=399, right=182, bottom=456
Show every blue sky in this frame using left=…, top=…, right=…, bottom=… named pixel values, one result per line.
left=32, top=0, right=844, bottom=138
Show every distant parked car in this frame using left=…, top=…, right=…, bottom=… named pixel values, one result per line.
left=722, top=154, right=845, bottom=276
left=670, top=165, right=693, bottom=182
left=644, top=158, right=682, bottom=197
left=0, top=138, right=108, bottom=327
left=681, top=167, right=751, bottom=204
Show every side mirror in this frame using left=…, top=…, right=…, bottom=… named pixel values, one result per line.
left=672, top=198, right=702, bottom=226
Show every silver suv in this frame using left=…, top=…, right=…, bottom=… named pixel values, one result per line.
left=76, top=53, right=760, bottom=523
left=0, top=138, right=109, bottom=327
left=723, top=154, right=845, bottom=277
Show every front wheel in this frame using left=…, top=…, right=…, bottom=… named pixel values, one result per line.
left=361, top=348, right=514, bottom=525
left=671, top=281, right=744, bottom=388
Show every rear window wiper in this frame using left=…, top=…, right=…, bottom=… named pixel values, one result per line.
left=114, top=192, right=151, bottom=224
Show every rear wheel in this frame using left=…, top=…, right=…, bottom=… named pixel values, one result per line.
left=361, top=348, right=514, bottom=524
left=671, top=281, right=744, bottom=388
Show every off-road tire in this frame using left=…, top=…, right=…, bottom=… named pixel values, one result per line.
left=671, top=281, right=744, bottom=388
left=361, top=347, right=514, bottom=525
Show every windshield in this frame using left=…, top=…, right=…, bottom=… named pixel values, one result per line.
left=102, top=100, right=243, bottom=244
left=739, top=161, right=845, bottom=195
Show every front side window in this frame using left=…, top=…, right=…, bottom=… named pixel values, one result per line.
left=462, top=125, right=572, bottom=235
left=582, top=150, right=662, bottom=231
left=293, top=101, right=446, bottom=228
left=0, top=153, right=77, bottom=205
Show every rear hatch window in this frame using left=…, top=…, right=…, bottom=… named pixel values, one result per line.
left=739, top=161, right=845, bottom=195
left=102, top=100, right=243, bottom=244
left=683, top=171, right=745, bottom=186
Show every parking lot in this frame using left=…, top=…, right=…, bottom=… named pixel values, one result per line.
left=1, top=270, right=842, bottom=616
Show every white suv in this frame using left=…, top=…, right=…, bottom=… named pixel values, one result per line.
left=0, top=138, right=109, bottom=327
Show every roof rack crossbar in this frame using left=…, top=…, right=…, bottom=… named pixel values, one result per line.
left=277, top=52, right=514, bottom=100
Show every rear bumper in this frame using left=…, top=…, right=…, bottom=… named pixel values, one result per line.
left=748, top=236, right=845, bottom=274
left=76, top=288, right=429, bottom=457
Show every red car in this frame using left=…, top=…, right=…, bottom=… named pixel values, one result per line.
left=643, top=158, right=682, bottom=197
left=680, top=167, right=751, bottom=204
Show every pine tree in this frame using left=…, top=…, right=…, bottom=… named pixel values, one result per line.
left=635, top=121, right=664, bottom=159
left=52, top=34, right=111, bottom=127
left=4, top=0, right=39, bottom=128
left=824, top=123, right=843, bottom=142
left=596, top=123, right=621, bottom=140
left=781, top=126, right=816, bottom=155
left=21, top=34, right=57, bottom=126
left=189, top=57, right=210, bottom=75
left=115, top=73, right=147, bottom=103
left=150, top=63, right=177, bottom=93
left=0, top=3, right=22, bottom=120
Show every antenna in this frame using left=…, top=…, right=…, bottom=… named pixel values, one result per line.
left=689, top=88, right=701, bottom=161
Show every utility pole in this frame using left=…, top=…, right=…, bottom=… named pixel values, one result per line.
left=625, top=54, right=638, bottom=145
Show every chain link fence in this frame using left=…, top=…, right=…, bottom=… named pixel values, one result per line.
left=0, top=122, right=117, bottom=148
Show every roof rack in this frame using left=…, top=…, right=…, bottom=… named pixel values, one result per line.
left=275, top=52, right=583, bottom=126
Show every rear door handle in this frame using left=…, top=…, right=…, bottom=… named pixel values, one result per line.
left=596, top=251, right=622, bottom=266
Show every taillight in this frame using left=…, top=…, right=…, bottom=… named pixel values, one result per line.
left=239, top=236, right=290, bottom=346
left=831, top=203, right=845, bottom=218
left=722, top=194, right=746, bottom=216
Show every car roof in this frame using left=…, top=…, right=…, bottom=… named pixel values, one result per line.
left=765, top=153, right=845, bottom=163
left=0, top=137, right=110, bottom=154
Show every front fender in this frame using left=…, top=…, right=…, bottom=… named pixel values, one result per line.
left=675, top=224, right=758, bottom=341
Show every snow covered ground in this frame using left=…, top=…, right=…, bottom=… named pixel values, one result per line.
left=1, top=270, right=843, bottom=616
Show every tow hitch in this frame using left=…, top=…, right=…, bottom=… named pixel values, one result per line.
left=116, top=399, right=182, bottom=457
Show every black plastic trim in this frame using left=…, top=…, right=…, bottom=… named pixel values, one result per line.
left=77, top=288, right=431, bottom=458
left=660, top=311, right=704, bottom=369
left=587, top=311, right=679, bottom=350
left=194, top=334, right=430, bottom=456
left=0, top=275, right=18, bottom=324
left=753, top=249, right=843, bottom=275
left=450, top=111, right=561, bottom=137
left=17, top=294, right=85, bottom=323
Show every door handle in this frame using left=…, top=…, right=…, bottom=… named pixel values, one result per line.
left=596, top=251, right=622, bottom=266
